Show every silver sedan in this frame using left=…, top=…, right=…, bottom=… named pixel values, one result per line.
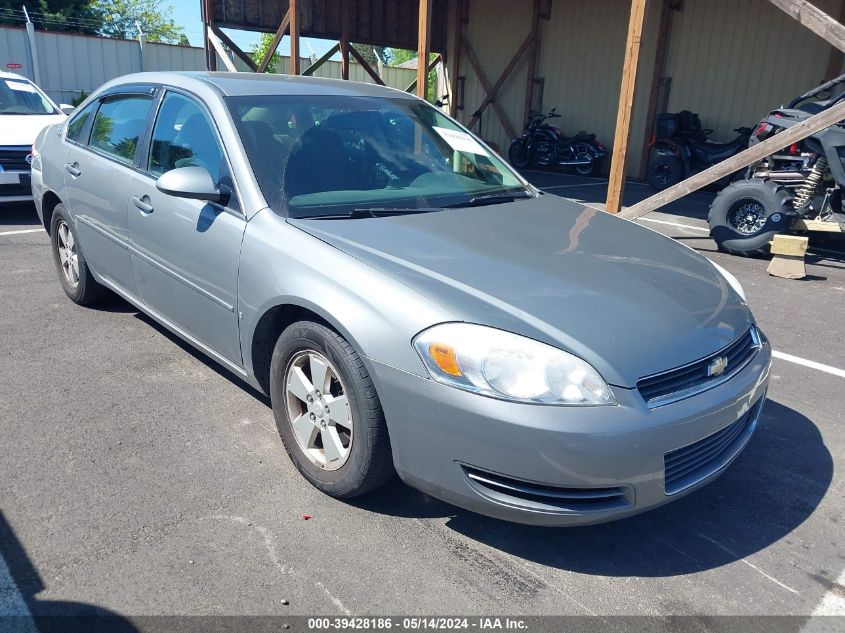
left=31, top=72, right=771, bottom=526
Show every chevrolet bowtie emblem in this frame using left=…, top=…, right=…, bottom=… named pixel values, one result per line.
left=708, top=356, right=729, bottom=377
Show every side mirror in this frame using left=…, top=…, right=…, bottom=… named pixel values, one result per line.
left=156, top=166, right=222, bottom=203
left=59, top=104, right=75, bottom=115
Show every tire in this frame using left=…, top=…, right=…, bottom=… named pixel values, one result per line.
left=708, top=178, right=795, bottom=257
left=50, top=204, right=106, bottom=305
left=575, top=151, right=602, bottom=177
left=647, top=154, right=683, bottom=190
left=269, top=321, right=394, bottom=498
left=508, top=139, right=531, bottom=168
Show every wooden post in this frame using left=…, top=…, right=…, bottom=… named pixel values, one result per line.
left=203, top=0, right=216, bottom=71
left=824, top=1, right=845, bottom=78
left=417, top=0, right=433, bottom=99
left=289, top=0, right=300, bottom=75
left=208, top=30, right=238, bottom=72
left=523, top=0, right=542, bottom=127
left=639, top=0, right=674, bottom=178
left=340, top=0, right=351, bottom=80
left=767, top=0, right=845, bottom=52
left=606, top=0, right=648, bottom=214
left=258, top=9, right=292, bottom=73
left=620, top=99, right=845, bottom=220
left=404, top=54, right=442, bottom=92
left=449, top=0, right=465, bottom=117
left=210, top=25, right=258, bottom=71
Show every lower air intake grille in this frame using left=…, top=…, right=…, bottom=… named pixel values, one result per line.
left=664, top=397, right=764, bottom=495
left=462, top=465, right=630, bottom=512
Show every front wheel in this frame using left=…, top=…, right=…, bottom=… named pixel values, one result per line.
left=269, top=321, right=394, bottom=498
left=508, top=139, right=531, bottom=168
left=708, top=178, right=794, bottom=257
left=647, top=154, right=683, bottom=190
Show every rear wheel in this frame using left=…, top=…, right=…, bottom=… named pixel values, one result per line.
left=647, top=154, right=683, bottom=190
left=508, top=139, right=531, bottom=168
left=50, top=205, right=106, bottom=305
left=708, top=178, right=794, bottom=256
left=574, top=148, right=600, bottom=176
left=269, top=321, right=394, bottom=498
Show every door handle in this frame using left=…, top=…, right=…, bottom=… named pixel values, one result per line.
left=64, top=162, right=81, bottom=177
left=131, top=195, right=154, bottom=214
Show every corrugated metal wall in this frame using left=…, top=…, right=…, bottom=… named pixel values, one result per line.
left=663, top=0, right=842, bottom=139
left=450, top=0, right=843, bottom=177
left=0, top=26, right=415, bottom=105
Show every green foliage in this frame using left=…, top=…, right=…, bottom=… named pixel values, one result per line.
left=384, top=48, right=416, bottom=66
left=0, top=1, right=100, bottom=34
left=71, top=90, right=89, bottom=107
left=90, top=0, right=185, bottom=44
left=251, top=32, right=282, bottom=73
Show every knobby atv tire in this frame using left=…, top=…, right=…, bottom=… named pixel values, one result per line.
left=708, top=178, right=793, bottom=257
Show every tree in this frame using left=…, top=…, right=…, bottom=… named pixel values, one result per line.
left=0, top=1, right=102, bottom=35
left=250, top=32, right=282, bottom=73
left=90, top=0, right=185, bottom=44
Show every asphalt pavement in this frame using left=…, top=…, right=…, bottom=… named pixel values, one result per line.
left=0, top=179, right=843, bottom=628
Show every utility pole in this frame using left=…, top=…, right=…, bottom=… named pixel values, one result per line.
left=21, top=5, right=42, bottom=85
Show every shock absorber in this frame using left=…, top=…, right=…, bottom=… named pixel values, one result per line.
left=793, top=156, right=828, bottom=210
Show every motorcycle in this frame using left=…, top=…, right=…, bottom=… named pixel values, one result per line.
left=508, top=108, right=607, bottom=176
left=708, top=89, right=845, bottom=256
left=646, top=110, right=752, bottom=190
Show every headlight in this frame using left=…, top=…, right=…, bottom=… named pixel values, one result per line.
left=711, top=261, right=746, bottom=302
left=413, top=323, right=615, bottom=406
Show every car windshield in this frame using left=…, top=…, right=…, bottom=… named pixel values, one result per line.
left=226, top=95, right=533, bottom=218
left=0, top=78, right=56, bottom=115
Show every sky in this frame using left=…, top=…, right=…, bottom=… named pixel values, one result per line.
left=170, top=1, right=338, bottom=58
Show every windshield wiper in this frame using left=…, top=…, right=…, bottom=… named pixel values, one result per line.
left=443, top=191, right=536, bottom=208
left=297, top=207, right=443, bottom=220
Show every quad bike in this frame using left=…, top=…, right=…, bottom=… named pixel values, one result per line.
left=508, top=108, right=607, bottom=176
left=708, top=94, right=845, bottom=256
left=646, top=110, right=752, bottom=190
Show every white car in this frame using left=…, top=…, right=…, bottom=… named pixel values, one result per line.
left=0, top=71, right=71, bottom=203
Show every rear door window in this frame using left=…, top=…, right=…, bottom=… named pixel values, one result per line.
left=89, top=95, right=153, bottom=165
left=66, top=101, right=96, bottom=144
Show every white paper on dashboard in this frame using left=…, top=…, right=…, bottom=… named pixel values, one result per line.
left=5, top=80, right=38, bottom=93
left=433, top=126, right=488, bottom=155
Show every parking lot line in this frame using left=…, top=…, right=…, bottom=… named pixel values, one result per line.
left=0, top=228, right=43, bottom=237
left=772, top=351, right=845, bottom=378
left=638, top=217, right=709, bottom=232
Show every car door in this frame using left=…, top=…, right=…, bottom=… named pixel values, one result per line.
left=128, top=89, right=245, bottom=365
left=63, top=90, right=156, bottom=294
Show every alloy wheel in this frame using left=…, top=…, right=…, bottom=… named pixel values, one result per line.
left=284, top=350, right=353, bottom=471
left=728, top=199, right=768, bottom=235
left=56, top=219, right=79, bottom=287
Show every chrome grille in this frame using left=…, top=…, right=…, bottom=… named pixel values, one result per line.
left=637, top=327, right=761, bottom=407
left=664, top=397, right=763, bottom=495
left=462, top=465, right=630, bottom=512
left=0, top=147, right=31, bottom=171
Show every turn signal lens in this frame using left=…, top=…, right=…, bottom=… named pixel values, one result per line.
left=429, top=343, right=462, bottom=376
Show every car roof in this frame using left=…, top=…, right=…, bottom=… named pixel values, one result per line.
left=100, top=71, right=416, bottom=100
left=0, top=70, right=31, bottom=81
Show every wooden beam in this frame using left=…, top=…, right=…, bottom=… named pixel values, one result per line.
left=340, top=0, right=351, bottom=80
left=462, top=39, right=517, bottom=139
left=302, top=43, right=340, bottom=76
left=404, top=53, right=442, bottom=92
left=207, top=29, right=238, bottom=72
left=522, top=0, right=542, bottom=127
left=468, top=33, right=533, bottom=131
left=768, top=0, right=845, bottom=52
left=825, top=0, right=845, bottom=79
left=289, top=0, right=300, bottom=75
left=448, top=0, right=464, bottom=117
left=639, top=0, right=675, bottom=178
left=620, top=99, right=845, bottom=220
left=202, top=0, right=215, bottom=71
left=257, top=9, right=291, bottom=73
left=349, top=45, right=387, bottom=85
left=210, top=24, right=258, bottom=71
left=605, top=0, right=648, bottom=214
left=417, top=0, right=433, bottom=98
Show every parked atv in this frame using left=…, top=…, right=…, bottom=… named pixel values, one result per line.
left=508, top=108, right=606, bottom=176
left=646, top=110, right=752, bottom=190
left=708, top=97, right=845, bottom=256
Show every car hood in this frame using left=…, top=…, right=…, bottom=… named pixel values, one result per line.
left=0, top=114, right=65, bottom=147
left=291, top=196, right=754, bottom=388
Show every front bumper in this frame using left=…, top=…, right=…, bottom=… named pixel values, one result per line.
left=371, top=341, right=771, bottom=526
left=0, top=170, right=33, bottom=203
